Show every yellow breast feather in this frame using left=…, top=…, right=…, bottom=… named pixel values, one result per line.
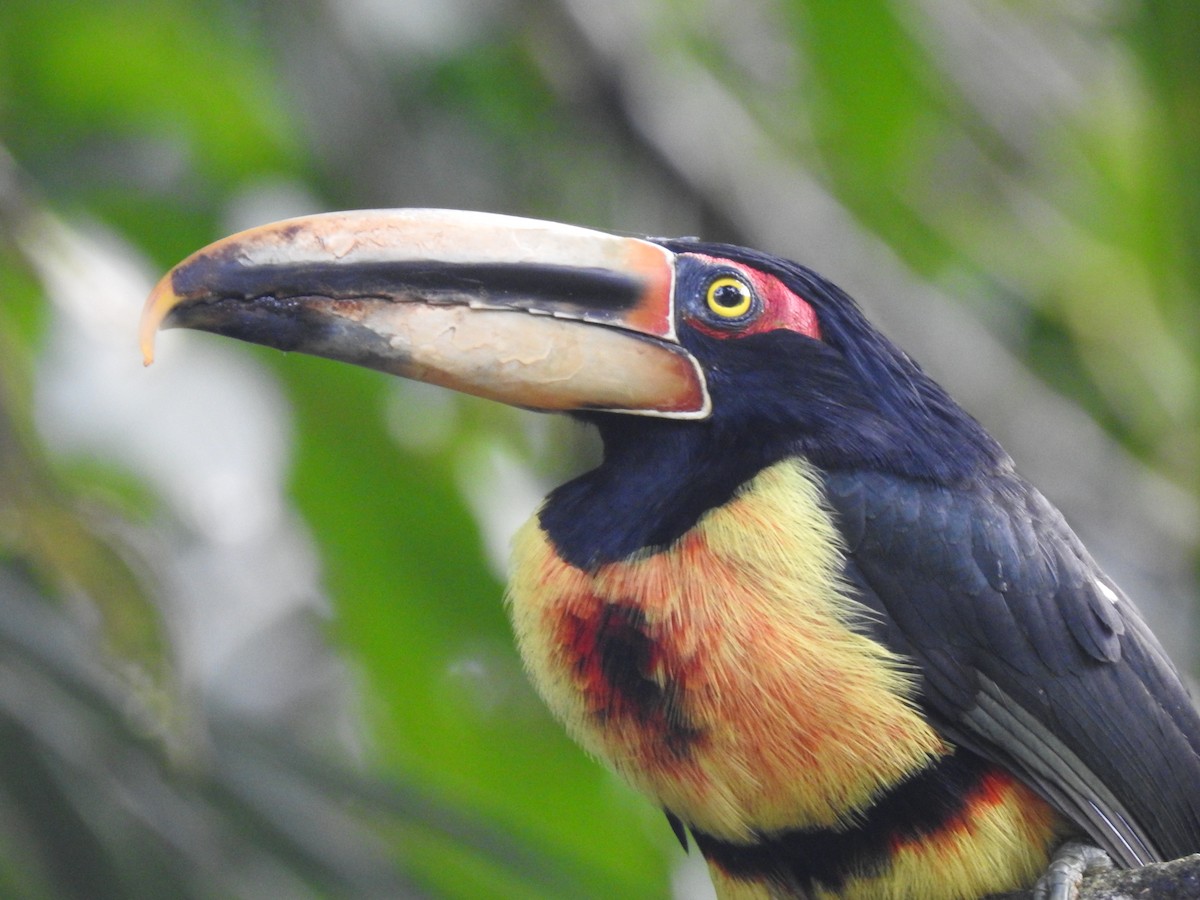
left=507, top=457, right=947, bottom=841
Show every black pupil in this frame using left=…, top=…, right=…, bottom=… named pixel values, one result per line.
left=714, top=283, right=745, bottom=309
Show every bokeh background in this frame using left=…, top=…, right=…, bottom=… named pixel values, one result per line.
left=0, top=1, right=1197, bottom=897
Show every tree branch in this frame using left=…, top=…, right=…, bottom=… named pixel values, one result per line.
left=989, top=854, right=1200, bottom=899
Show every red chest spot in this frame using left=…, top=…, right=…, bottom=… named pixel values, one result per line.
left=559, top=601, right=701, bottom=757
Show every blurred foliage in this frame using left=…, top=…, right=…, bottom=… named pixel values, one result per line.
left=0, top=0, right=1197, bottom=898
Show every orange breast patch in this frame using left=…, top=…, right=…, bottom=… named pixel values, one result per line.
left=507, top=458, right=948, bottom=840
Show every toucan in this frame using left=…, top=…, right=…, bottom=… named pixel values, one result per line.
left=141, top=209, right=1200, bottom=899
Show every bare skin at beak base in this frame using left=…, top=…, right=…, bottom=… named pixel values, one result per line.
left=141, top=209, right=710, bottom=418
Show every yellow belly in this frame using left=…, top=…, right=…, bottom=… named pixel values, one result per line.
left=703, top=767, right=1065, bottom=899
left=506, top=457, right=947, bottom=840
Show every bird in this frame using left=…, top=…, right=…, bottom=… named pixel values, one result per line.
left=140, top=209, right=1200, bottom=899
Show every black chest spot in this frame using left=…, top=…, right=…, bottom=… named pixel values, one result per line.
left=559, top=602, right=702, bottom=757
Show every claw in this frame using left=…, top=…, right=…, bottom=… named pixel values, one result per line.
left=1032, top=841, right=1113, bottom=900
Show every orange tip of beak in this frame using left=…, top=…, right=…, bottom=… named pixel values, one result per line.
left=139, top=275, right=180, bottom=366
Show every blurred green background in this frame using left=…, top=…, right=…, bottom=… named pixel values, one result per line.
left=0, top=1, right=1197, bottom=897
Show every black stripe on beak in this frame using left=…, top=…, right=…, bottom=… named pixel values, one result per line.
left=171, top=258, right=646, bottom=318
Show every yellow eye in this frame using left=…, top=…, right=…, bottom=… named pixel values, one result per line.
left=705, top=276, right=754, bottom=319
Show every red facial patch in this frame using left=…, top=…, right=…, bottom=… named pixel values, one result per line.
left=686, top=254, right=821, bottom=341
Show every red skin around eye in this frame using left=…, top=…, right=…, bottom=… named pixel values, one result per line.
left=685, top=254, right=821, bottom=341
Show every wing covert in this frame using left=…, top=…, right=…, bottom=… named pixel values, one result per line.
left=822, top=469, right=1200, bottom=866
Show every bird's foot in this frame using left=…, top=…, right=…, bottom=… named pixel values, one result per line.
left=1031, top=841, right=1113, bottom=900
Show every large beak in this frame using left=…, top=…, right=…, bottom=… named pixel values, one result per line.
left=140, top=209, right=710, bottom=418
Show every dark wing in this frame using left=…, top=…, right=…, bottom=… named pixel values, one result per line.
left=822, top=469, right=1200, bottom=867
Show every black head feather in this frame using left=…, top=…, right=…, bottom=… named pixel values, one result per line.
left=658, top=239, right=1009, bottom=483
